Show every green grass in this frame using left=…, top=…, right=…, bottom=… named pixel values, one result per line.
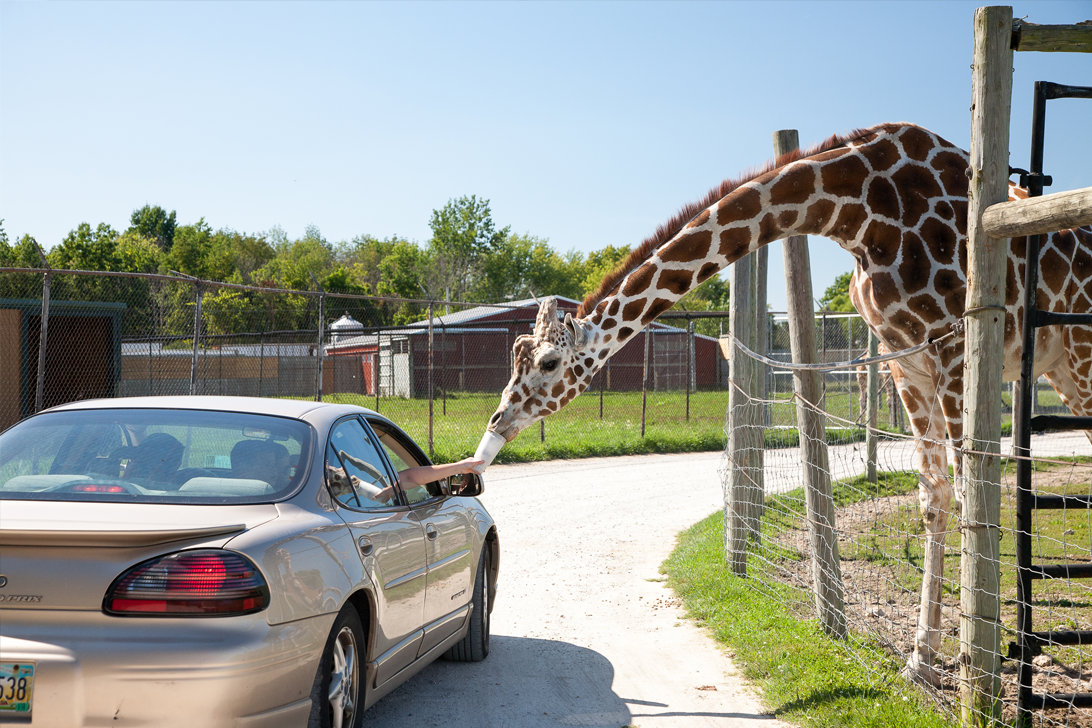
left=317, top=390, right=897, bottom=464
left=662, top=511, right=955, bottom=728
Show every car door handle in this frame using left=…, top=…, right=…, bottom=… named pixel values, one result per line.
left=425, top=525, right=438, bottom=541
left=358, top=536, right=374, bottom=557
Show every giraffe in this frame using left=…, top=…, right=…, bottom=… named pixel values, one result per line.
left=486, top=122, right=1092, bottom=685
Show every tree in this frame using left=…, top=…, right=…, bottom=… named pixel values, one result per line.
left=476, top=233, right=583, bottom=302
left=50, top=222, right=121, bottom=271
left=578, top=245, right=631, bottom=297
left=114, top=231, right=164, bottom=274
left=427, top=195, right=510, bottom=302
left=167, top=219, right=215, bottom=278
left=819, top=270, right=856, bottom=312
left=128, top=205, right=177, bottom=251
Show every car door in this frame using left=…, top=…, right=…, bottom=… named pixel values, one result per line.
left=326, top=417, right=427, bottom=686
left=368, top=418, right=476, bottom=656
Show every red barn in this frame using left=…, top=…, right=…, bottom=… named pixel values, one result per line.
left=325, top=297, right=723, bottom=397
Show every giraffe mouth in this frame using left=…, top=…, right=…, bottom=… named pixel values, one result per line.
left=488, top=424, right=521, bottom=443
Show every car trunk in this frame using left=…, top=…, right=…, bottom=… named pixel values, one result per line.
left=0, top=501, right=279, bottom=611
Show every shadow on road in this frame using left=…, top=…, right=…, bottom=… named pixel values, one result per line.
left=364, top=634, right=632, bottom=727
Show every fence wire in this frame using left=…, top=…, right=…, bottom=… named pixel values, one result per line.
left=3, top=267, right=925, bottom=463
left=722, top=365, right=1092, bottom=727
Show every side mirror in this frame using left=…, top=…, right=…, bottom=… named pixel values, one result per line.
left=444, top=471, right=484, bottom=497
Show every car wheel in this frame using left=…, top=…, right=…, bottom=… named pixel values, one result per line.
left=308, top=605, right=364, bottom=728
left=444, top=545, right=491, bottom=662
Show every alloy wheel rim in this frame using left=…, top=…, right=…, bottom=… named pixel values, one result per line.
left=328, top=625, right=358, bottom=728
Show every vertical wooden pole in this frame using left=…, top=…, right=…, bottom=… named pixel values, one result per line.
left=753, top=239, right=768, bottom=531
left=960, top=6, right=1012, bottom=726
left=774, top=128, right=845, bottom=637
left=866, top=331, right=878, bottom=484
left=726, top=235, right=758, bottom=574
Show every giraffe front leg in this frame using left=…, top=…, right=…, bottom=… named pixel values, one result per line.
left=902, top=445, right=954, bottom=688
left=891, top=363, right=956, bottom=687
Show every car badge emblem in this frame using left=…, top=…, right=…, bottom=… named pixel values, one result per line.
left=0, top=575, right=7, bottom=588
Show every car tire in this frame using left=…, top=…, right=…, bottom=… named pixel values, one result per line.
left=443, top=545, right=491, bottom=662
left=307, top=604, right=365, bottom=728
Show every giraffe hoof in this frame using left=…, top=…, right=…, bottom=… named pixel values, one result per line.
left=901, top=655, right=942, bottom=688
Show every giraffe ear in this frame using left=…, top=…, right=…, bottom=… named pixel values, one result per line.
left=564, top=313, right=590, bottom=350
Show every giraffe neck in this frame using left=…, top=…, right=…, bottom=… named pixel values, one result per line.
left=577, top=122, right=966, bottom=369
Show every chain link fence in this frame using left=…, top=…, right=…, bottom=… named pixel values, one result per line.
left=3, top=265, right=962, bottom=462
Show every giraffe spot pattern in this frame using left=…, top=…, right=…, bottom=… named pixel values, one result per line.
left=859, top=137, right=901, bottom=172
left=898, top=231, right=932, bottom=294
left=717, top=187, right=761, bottom=226
left=820, top=154, right=868, bottom=198
left=622, top=262, right=656, bottom=297
left=921, top=217, right=957, bottom=265
left=618, top=327, right=634, bottom=340
left=891, top=164, right=941, bottom=227
left=866, top=177, right=901, bottom=220
left=660, top=230, right=712, bottom=262
left=659, top=269, right=694, bottom=295
left=696, top=262, right=719, bottom=284
left=641, top=298, right=673, bottom=326
left=718, top=227, right=751, bottom=261
left=769, top=164, right=816, bottom=205
left=622, top=299, right=645, bottom=323
left=862, top=220, right=901, bottom=267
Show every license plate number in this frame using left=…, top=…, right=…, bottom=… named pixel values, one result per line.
left=0, top=662, right=34, bottom=716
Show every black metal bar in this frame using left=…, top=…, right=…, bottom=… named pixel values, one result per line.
left=1015, top=79, right=1051, bottom=726
left=1030, top=415, right=1092, bottom=431
left=1027, top=563, right=1092, bottom=580
left=1027, top=692, right=1092, bottom=710
left=1032, top=493, right=1092, bottom=510
left=1041, top=81, right=1092, bottom=101
left=1036, top=310, right=1092, bottom=327
left=1031, top=630, right=1092, bottom=646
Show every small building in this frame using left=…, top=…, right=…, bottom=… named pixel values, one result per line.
left=0, top=299, right=125, bottom=431
left=396, top=297, right=723, bottom=395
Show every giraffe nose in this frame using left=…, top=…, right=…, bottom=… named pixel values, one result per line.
left=489, top=411, right=502, bottom=427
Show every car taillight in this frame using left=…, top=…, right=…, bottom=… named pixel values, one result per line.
left=103, top=550, right=269, bottom=616
left=72, top=484, right=127, bottom=493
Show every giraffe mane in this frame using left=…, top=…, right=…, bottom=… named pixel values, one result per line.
left=576, top=123, right=894, bottom=319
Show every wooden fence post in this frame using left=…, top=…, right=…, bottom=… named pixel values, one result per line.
left=960, top=6, right=1012, bottom=725
left=725, top=237, right=758, bottom=575
left=774, top=128, right=846, bottom=638
left=866, top=331, right=878, bottom=484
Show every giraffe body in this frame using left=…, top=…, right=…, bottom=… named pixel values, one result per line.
left=487, top=122, right=1092, bottom=685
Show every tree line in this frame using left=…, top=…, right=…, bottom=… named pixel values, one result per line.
left=0, top=196, right=730, bottom=336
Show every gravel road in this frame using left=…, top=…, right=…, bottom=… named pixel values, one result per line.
left=365, top=451, right=787, bottom=728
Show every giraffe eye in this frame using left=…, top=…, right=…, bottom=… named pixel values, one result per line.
left=541, top=359, right=559, bottom=373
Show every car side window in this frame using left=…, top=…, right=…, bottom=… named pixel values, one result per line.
left=326, top=418, right=398, bottom=509
left=369, top=420, right=444, bottom=505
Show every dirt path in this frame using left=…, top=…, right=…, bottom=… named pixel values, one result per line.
left=365, top=451, right=787, bottom=728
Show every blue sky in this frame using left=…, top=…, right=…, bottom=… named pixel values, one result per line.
left=2, top=1, right=1090, bottom=310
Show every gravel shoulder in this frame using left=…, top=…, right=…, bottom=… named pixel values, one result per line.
left=365, top=451, right=789, bottom=728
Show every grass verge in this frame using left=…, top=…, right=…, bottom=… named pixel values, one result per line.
left=661, top=511, right=955, bottom=728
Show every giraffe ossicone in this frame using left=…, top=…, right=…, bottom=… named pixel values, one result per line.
left=486, top=121, right=1092, bottom=686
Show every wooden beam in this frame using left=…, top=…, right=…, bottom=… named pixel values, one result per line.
left=982, top=186, right=1092, bottom=238
left=1013, top=20, right=1092, bottom=53
left=960, top=6, right=1012, bottom=725
left=774, top=129, right=845, bottom=639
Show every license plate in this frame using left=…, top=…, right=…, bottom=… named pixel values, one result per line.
left=0, top=662, right=34, bottom=716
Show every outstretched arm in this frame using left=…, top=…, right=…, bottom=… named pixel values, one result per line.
left=399, top=457, right=484, bottom=487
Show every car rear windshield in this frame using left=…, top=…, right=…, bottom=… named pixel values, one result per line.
left=0, top=408, right=313, bottom=504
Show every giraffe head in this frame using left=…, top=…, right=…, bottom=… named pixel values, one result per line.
left=487, top=297, right=594, bottom=441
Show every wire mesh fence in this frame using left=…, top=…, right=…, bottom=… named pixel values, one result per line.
left=723, top=367, right=1092, bottom=727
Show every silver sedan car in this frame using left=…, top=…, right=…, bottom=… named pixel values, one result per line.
left=0, top=396, right=498, bottom=727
